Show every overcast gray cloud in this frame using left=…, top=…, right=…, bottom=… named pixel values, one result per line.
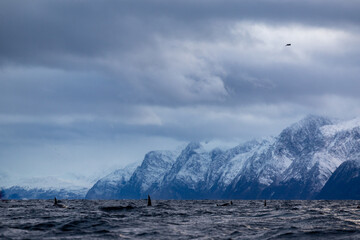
left=1, top=0, right=360, bottom=179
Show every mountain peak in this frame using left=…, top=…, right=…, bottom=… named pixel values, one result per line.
left=294, top=115, right=332, bottom=130
left=185, top=141, right=202, bottom=150
left=280, top=115, right=332, bottom=138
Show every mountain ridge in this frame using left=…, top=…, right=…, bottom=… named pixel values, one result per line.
left=4, top=115, right=360, bottom=200
left=86, top=115, right=360, bottom=200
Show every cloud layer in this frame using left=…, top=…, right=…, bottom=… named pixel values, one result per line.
left=1, top=0, right=360, bottom=177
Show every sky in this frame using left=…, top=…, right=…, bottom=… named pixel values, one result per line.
left=1, top=0, right=360, bottom=182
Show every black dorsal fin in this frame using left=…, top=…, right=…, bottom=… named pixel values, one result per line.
left=54, top=197, right=58, bottom=205
left=147, top=195, right=152, bottom=206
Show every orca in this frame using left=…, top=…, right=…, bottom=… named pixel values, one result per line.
left=285, top=43, right=291, bottom=46
left=54, top=197, right=67, bottom=208
left=147, top=195, right=152, bottom=206
left=217, top=201, right=233, bottom=206
left=264, top=200, right=267, bottom=207
left=100, top=205, right=134, bottom=212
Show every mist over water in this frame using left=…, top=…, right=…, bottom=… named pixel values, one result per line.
left=1, top=200, right=360, bottom=239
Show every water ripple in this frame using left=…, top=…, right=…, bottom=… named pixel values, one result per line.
left=1, top=200, right=360, bottom=239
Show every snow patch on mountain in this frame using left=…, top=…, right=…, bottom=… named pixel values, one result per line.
left=99, top=162, right=140, bottom=185
left=214, top=138, right=275, bottom=188
left=321, top=118, right=360, bottom=137
left=86, top=162, right=141, bottom=199
left=138, top=151, right=178, bottom=191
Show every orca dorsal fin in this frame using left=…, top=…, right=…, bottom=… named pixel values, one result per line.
left=147, top=195, right=152, bottom=206
left=54, top=197, right=58, bottom=205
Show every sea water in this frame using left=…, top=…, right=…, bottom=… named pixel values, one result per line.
left=1, top=200, right=360, bottom=239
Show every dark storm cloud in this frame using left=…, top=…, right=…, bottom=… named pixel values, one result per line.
left=0, top=0, right=360, bottom=176
left=1, top=0, right=359, bottom=108
left=1, top=0, right=360, bottom=66
left=1, top=0, right=360, bottom=176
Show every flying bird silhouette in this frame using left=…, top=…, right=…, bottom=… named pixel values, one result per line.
left=285, top=43, right=291, bottom=46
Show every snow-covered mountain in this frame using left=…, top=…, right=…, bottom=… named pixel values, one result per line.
left=151, top=142, right=221, bottom=199
left=106, top=150, right=180, bottom=199
left=257, top=115, right=335, bottom=199
left=1, top=186, right=88, bottom=200
left=0, top=167, right=121, bottom=200
left=0, top=176, right=92, bottom=200
left=86, top=162, right=140, bottom=199
left=86, top=115, right=360, bottom=200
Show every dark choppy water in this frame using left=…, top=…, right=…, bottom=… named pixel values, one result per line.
left=1, top=200, right=360, bottom=239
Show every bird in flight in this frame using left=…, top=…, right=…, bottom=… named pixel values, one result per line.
left=285, top=43, right=291, bottom=46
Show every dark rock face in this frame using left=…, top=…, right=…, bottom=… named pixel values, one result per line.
left=0, top=189, right=4, bottom=199
left=318, top=160, right=360, bottom=200
left=263, top=162, right=324, bottom=200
